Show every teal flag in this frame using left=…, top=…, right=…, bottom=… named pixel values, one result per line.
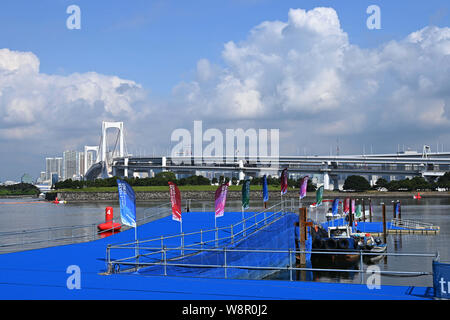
left=316, top=186, right=324, bottom=206
left=242, top=178, right=250, bottom=210
left=355, top=204, right=362, bottom=219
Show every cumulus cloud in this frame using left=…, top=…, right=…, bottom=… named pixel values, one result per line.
left=173, top=7, right=450, bottom=154
left=0, top=48, right=147, bottom=145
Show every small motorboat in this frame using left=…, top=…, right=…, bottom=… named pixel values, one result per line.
left=52, top=197, right=66, bottom=204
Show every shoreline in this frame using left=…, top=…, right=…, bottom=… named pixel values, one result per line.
left=52, top=189, right=450, bottom=202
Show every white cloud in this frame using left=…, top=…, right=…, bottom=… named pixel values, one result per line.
left=0, top=48, right=147, bottom=144
left=173, top=7, right=450, bottom=154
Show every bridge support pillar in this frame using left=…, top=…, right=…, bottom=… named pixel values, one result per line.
left=238, top=160, right=245, bottom=181
left=124, top=157, right=129, bottom=178
left=162, top=156, right=167, bottom=172
left=323, top=172, right=330, bottom=190
left=330, top=174, right=339, bottom=191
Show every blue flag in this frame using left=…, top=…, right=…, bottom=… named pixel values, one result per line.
left=117, top=179, right=136, bottom=227
left=395, top=201, right=401, bottom=218
left=332, top=198, right=340, bottom=215
left=262, top=175, right=269, bottom=203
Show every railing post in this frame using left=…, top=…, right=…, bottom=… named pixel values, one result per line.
left=382, top=203, right=387, bottom=244
left=181, top=232, right=185, bottom=256
left=161, top=235, right=164, bottom=260
left=224, top=247, right=227, bottom=279
left=289, top=248, right=293, bottom=281
left=200, top=229, right=203, bottom=250
left=215, top=226, right=218, bottom=248
left=163, top=246, right=167, bottom=276
left=230, top=225, right=234, bottom=244
left=360, top=250, right=364, bottom=284
left=106, top=244, right=112, bottom=274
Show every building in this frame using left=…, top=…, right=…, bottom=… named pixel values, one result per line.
left=21, top=173, right=33, bottom=184
left=63, top=150, right=85, bottom=180
left=45, top=157, right=63, bottom=181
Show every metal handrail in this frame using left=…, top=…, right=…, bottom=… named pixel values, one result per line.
left=108, top=199, right=294, bottom=255
left=106, top=245, right=438, bottom=285
left=0, top=202, right=173, bottom=253
left=391, top=218, right=439, bottom=230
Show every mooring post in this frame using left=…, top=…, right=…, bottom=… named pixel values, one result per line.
left=382, top=203, right=387, bottom=244
left=362, top=198, right=366, bottom=222
left=392, top=201, right=396, bottom=220
left=369, top=198, right=373, bottom=223
left=348, top=198, right=353, bottom=228
left=398, top=200, right=402, bottom=221
left=299, top=207, right=307, bottom=266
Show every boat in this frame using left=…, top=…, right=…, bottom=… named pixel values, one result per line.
left=307, top=223, right=387, bottom=264
left=413, top=193, right=422, bottom=199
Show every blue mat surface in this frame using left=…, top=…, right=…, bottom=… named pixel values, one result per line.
left=0, top=211, right=433, bottom=300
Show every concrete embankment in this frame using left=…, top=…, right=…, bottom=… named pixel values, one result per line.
left=53, top=190, right=450, bottom=202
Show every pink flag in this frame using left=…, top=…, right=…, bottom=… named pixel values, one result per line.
left=280, top=168, right=288, bottom=195
left=168, top=182, right=182, bottom=222
left=215, top=183, right=228, bottom=218
left=299, top=176, right=309, bottom=200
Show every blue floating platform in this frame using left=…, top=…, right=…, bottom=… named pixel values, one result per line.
left=0, top=211, right=434, bottom=300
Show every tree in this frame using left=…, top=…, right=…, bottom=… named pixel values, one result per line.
left=343, top=175, right=371, bottom=191
left=374, top=178, right=388, bottom=189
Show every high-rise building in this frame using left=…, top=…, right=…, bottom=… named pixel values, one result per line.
left=63, top=151, right=77, bottom=180
left=45, top=157, right=63, bottom=181
left=63, top=150, right=85, bottom=180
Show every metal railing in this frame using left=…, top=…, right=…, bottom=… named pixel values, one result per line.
left=391, top=218, right=440, bottom=231
left=105, top=245, right=438, bottom=286
left=106, top=199, right=295, bottom=259
left=0, top=202, right=173, bottom=253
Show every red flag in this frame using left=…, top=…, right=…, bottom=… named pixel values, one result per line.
left=344, top=197, right=350, bottom=214
left=280, top=168, right=288, bottom=195
left=168, top=181, right=182, bottom=222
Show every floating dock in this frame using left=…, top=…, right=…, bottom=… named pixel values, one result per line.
left=0, top=211, right=435, bottom=300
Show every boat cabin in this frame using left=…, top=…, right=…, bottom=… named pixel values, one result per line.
left=327, top=225, right=352, bottom=238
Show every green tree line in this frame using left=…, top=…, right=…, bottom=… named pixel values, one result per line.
left=343, top=172, right=450, bottom=192
left=54, top=172, right=317, bottom=191
left=0, top=183, right=40, bottom=196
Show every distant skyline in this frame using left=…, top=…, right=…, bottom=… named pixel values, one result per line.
left=0, top=1, right=449, bottom=181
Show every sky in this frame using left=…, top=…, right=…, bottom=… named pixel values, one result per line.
left=0, top=0, right=449, bottom=181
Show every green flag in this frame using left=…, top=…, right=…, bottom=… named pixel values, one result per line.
left=242, top=178, right=250, bottom=210
left=316, top=186, right=324, bottom=206
left=355, top=204, right=362, bottom=219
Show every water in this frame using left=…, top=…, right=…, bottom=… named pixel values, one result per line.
left=0, top=196, right=449, bottom=287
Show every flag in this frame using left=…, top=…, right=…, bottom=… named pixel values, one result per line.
left=316, top=186, right=324, bottom=207
left=299, top=176, right=309, bottom=200
left=168, top=181, right=182, bottom=222
left=355, top=204, right=362, bottom=219
left=215, top=183, right=228, bottom=218
left=242, top=178, right=250, bottom=210
left=395, top=201, right=401, bottom=217
left=332, top=198, right=340, bottom=215
left=351, top=199, right=356, bottom=214
left=344, top=197, right=350, bottom=214
left=280, top=168, right=288, bottom=195
left=262, top=175, right=269, bottom=203
left=117, top=179, right=136, bottom=227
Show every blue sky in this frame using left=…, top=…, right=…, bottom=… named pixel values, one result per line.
left=1, top=0, right=447, bottom=95
left=0, top=1, right=449, bottom=181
